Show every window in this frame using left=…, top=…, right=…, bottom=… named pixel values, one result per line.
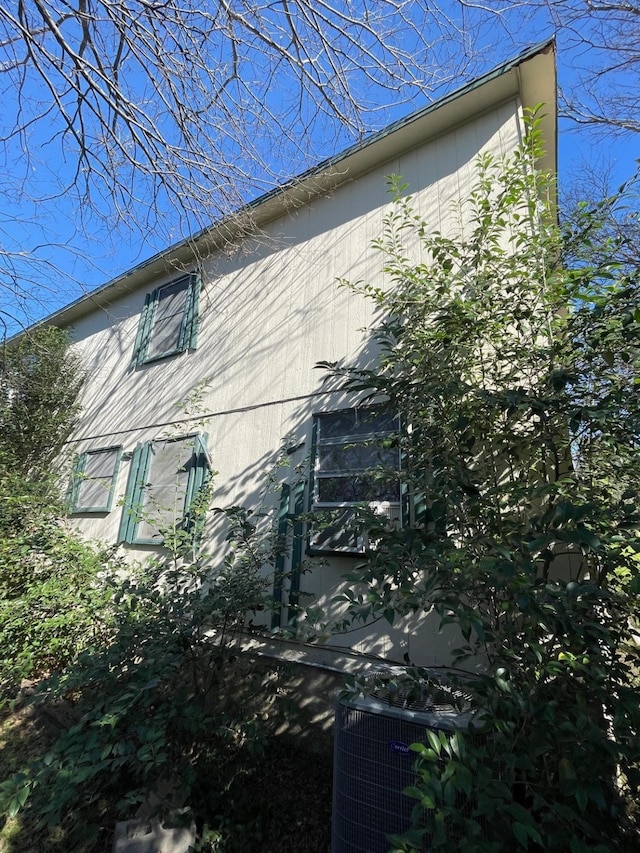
left=309, top=408, right=401, bottom=554
left=131, top=272, right=200, bottom=367
left=118, top=434, right=211, bottom=545
left=68, top=446, right=122, bottom=513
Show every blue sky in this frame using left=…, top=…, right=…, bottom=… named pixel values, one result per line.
left=1, top=1, right=639, bottom=337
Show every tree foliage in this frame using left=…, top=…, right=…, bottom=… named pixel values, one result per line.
left=0, top=457, right=295, bottom=846
left=0, top=326, right=83, bottom=480
left=0, top=326, right=111, bottom=698
left=326, top=121, right=640, bottom=850
left=4, top=1, right=640, bottom=336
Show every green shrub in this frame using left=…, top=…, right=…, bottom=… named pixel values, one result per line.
left=0, top=326, right=83, bottom=480
left=327, top=121, right=640, bottom=851
left=0, top=522, right=115, bottom=696
left=0, top=328, right=110, bottom=696
left=0, top=497, right=286, bottom=845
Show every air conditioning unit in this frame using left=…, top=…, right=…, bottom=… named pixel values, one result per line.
left=367, top=501, right=401, bottom=550
left=332, top=674, right=478, bottom=853
left=370, top=501, right=402, bottom=526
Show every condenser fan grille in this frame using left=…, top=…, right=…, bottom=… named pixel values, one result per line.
left=331, top=690, right=479, bottom=853
left=332, top=702, right=429, bottom=853
left=371, top=682, right=468, bottom=713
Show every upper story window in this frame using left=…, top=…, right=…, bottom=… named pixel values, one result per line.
left=131, top=272, right=200, bottom=367
left=68, top=446, right=122, bottom=513
left=118, top=433, right=211, bottom=545
left=309, top=407, right=401, bottom=554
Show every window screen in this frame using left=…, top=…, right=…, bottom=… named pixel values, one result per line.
left=131, top=273, right=200, bottom=367
left=69, top=446, right=122, bottom=513
left=145, top=279, right=190, bottom=361
left=119, top=434, right=210, bottom=545
left=309, top=408, right=400, bottom=554
left=135, top=438, right=194, bottom=541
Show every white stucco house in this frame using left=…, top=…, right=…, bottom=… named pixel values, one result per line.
left=44, top=41, right=557, bottom=673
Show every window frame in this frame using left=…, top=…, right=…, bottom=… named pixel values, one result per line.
left=308, top=407, right=401, bottom=555
left=68, top=445, right=123, bottom=514
left=130, top=272, right=201, bottom=368
left=118, top=433, right=211, bottom=546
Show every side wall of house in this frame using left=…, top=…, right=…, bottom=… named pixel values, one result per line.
left=65, top=97, right=524, bottom=668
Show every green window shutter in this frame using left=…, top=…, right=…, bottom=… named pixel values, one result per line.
left=402, top=480, right=447, bottom=533
left=400, top=422, right=444, bottom=531
left=184, top=433, right=211, bottom=534
left=120, top=434, right=210, bottom=546
left=180, top=273, right=201, bottom=352
left=192, top=432, right=210, bottom=492
left=66, top=453, right=87, bottom=511
left=402, top=483, right=426, bottom=528
left=130, top=292, right=155, bottom=368
left=401, top=423, right=424, bottom=528
left=287, top=481, right=305, bottom=627
left=271, top=483, right=291, bottom=630
left=131, top=273, right=200, bottom=368
left=307, top=416, right=319, bottom=513
left=118, top=443, right=150, bottom=543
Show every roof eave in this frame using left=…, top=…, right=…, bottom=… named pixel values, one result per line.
left=41, top=39, right=557, bottom=330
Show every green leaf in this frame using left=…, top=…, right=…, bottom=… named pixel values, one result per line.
left=404, top=785, right=426, bottom=800
left=411, top=746, right=439, bottom=762
left=455, top=763, right=473, bottom=795
left=384, top=607, right=396, bottom=625
left=575, top=786, right=588, bottom=813
left=7, top=783, right=31, bottom=818
left=505, top=802, right=537, bottom=825
left=513, top=822, right=530, bottom=848
left=426, top=729, right=443, bottom=755
left=559, top=757, right=577, bottom=784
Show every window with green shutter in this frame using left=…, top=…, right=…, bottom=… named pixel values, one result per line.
left=131, top=272, right=200, bottom=367
left=308, top=408, right=401, bottom=554
left=118, top=434, right=211, bottom=545
left=68, top=446, right=123, bottom=513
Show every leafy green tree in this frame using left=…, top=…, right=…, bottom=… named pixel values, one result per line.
left=0, top=327, right=108, bottom=696
left=0, top=326, right=84, bottom=480
left=325, top=120, right=640, bottom=850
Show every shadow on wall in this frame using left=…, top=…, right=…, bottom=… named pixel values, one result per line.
left=64, top=99, right=527, bottom=670
left=68, top=102, right=507, bottom=442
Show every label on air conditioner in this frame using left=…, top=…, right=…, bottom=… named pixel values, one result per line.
left=388, top=741, right=410, bottom=754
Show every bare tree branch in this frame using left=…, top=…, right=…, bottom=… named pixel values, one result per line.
left=0, top=0, right=496, bottom=333
left=473, top=0, right=640, bottom=133
left=2, top=0, right=640, bottom=336
left=0, top=1, right=480, bottom=234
